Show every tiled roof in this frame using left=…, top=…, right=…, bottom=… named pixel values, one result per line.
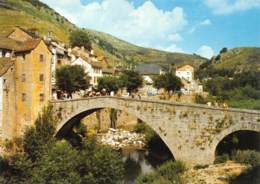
left=135, top=63, right=163, bottom=75
left=0, top=57, right=14, bottom=76
left=0, top=37, right=41, bottom=52
left=176, top=65, right=194, bottom=72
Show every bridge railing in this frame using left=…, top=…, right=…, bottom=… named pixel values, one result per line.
left=49, top=96, right=260, bottom=115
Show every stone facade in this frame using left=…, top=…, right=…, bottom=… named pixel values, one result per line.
left=51, top=97, right=260, bottom=166
left=0, top=27, right=52, bottom=139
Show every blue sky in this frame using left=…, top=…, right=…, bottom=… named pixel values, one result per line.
left=42, top=0, right=260, bottom=58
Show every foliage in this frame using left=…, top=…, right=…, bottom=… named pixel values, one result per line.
left=136, top=161, right=186, bottom=184
left=79, top=139, right=124, bottom=184
left=214, top=154, right=230, bottom=164
left=119, top=70, right=143, bottom=93
left=153, top=73, right=183, bottom=94
left=70, top=29, right=92, bottom=50
left=134, top=121, right=157, bottom=144
left=0, top=107, right=124, bottom=184
left=97, top=76, right=120, bottom=93
left=200, top=70, right=260, bottom=109
left=231, top=150, right=260, bottom=167
left=30, top=141, right=81, bottom=184
left=23, top=106, right=56, bottom=161
left=56, top=65, right=90, bottom=97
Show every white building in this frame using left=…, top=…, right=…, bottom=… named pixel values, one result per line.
left=71, top=57, right=103, bottom=86
left=176, top=65, right=194, bottom=82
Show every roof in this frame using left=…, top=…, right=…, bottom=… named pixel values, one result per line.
left=103, top=68, right=115, bottom=74
left=176, top=65, right=194, bottom=72
left=0, top=57, right=14, bottom=76
left=7, top=26, right=40, bottom=39
left=0, top=37, right=41, bottom=52
left=90, top=61, right=103, bottom=68
left=135, top=63, right=163, bottom=75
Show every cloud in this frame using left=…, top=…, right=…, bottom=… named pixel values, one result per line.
left=196, top=45, right=214, bottom=59
left=204, top=0, right=260, bottom=15
left=155, top=44, right=185, bottom=53
left=42, top=0, right=187, bottom=50
left=167, top=33, right=183, bottom=42
left=189, top=19, right=212, bottom=33
left=200, top=19, right=212, bottom=26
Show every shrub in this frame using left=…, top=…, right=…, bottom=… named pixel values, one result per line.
left=231, top=150, right=260, bottom=167
left=214, top=154, right=230, bottom=164
left=136, top=160, right=186, bottom=184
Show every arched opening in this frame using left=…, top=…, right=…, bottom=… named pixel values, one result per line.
left=56, top=107, right=175, bottom=183
left=215, top=130, right=260, bottom=156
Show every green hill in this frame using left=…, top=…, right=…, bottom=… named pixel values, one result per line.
left=211, top=47, right=260, bottom=71
left=0, top=0, right=207, bottom=68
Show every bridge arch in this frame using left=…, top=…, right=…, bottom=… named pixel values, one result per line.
left=54, top=98, right=178, bottom=160
left=211, top=122, right=260, bottom=158
left=51, top=97, right=260, bottom=166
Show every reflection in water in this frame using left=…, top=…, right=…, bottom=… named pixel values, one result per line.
left=122, top=148, right=172, bottom=184
left=230, top=166, right=260, bottom=184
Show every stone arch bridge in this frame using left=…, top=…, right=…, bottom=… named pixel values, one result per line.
left=50, top=97, right=260, bottom=166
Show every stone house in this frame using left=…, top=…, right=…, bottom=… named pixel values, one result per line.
left=175, top=64, right=194, bottom=82
left=71, top=56, right=103, bottom=87
left=0, top=27, right=52, bottom=139
left=175, top=65, right=203, bottom=94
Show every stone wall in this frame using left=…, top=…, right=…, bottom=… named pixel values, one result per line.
left=51, top=97, right=260, bottom=166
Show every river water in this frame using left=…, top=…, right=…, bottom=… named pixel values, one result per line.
left=121, top=147, right=173, bottom=184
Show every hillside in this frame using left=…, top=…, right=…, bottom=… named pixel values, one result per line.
left=211, top=47, right=260, bottom=71
left=0, top=0, right=207, bottom=68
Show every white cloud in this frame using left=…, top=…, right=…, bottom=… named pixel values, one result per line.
left=155, top=44, right=185, bottom=53
left=189, top=19, right=212, bottom=33
left=204, top=0, right=260, bottom=15
left=167, top=33, right=183, bottom=42
left=196, top=45, right=214, bottom=59
left=200, top=19, right=212, bottom=26
left=42, top=0, right=187, bottom=50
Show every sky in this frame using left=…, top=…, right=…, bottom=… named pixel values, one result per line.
left=41, top=0, right=260, bottom=59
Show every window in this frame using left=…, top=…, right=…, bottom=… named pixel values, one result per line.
left=22, top=93, right=26, bottom=101
left=40, top=54, right=45, bottom=62
left=39, top=74, right=44, bottom=81
left=22, top=53, right=26, bottom=60
left=39, top=93, right=44, bottom=102
left=21, top=74, right=26, bottom=82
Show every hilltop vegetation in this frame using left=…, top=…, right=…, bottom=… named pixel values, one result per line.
left=196, top=47, right=260, bottom=110
left=0, top=0, right=207, bottom=67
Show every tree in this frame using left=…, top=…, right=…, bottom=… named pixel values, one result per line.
left=119, top=70, right=143, bottom=94
left=153, top=73, right=183, bottom=95
left=56, top=65, right=90, bottom=98
left=69, top=29, right=92, bottom=50
left=97, top=76, right=120, bottom=93
left=23, top=106, right=56, bottom=161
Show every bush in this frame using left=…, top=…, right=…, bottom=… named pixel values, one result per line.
left=214, top=154, right=230, bottom=164
left=231, top=150, right=260, bottom=167
left=136, top=161, right=186, bottom=184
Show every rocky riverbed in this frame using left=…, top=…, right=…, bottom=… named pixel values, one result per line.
left=97, top=128, right=146, bottom=149
left=183, top=161, right=251, bottom=184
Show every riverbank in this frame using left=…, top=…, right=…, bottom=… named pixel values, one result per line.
left=183, top=161, right=251, bottom=184
left=97, top=128, right=146, bottom=149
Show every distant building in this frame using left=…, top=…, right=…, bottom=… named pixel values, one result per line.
left=175, top=65, right=203, bottom=94
left=71, top=57, right=103, bottom=86
left=0, top=27, right=52, bottom=139
left=135, top=63, right=164, bottom=96
left=175, top=64, right=194, bottom=82
left=135, top=63, right=165, bottom=76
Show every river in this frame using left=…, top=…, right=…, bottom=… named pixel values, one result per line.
left=121, top=146, right=173, bottom=184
